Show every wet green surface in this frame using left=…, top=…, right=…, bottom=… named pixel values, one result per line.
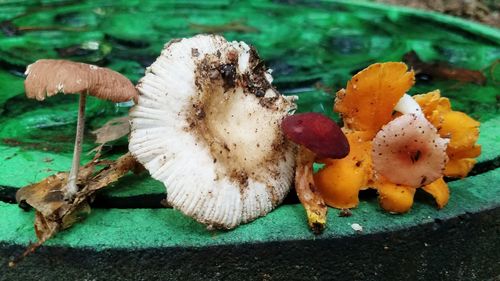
left=0, top=1, right=499, bottom=246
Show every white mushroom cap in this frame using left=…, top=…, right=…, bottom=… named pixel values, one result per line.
left=129, top=35, right=296, bottom=229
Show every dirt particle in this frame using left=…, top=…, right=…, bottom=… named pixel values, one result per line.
left=231, top=169, right=249, bottom=187
left=420, top=176, right=427, bottom=185
left=219, top=63, right=237, bottom=89
left=227, top=49, right=238, bottom=62
left=196, top=107, right=206, bottom=119
left=191, top=48, right=200, bottom=57
left=339, top=209, right=352, bottom=217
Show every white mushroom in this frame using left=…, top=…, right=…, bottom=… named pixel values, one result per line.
left=129, top=35, right=296, bottom=229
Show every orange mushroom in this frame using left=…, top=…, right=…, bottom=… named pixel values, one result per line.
left=315, top=62, right=481, bottom=213
left=413, top=91, right=481, bottom=178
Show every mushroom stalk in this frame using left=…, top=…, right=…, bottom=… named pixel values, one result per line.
left=65, top=92, right=87, bottom=199
left=295, top=146, right=327, bottom=234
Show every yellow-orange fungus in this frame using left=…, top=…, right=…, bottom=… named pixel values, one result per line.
left=444, top=158, right=478, bottom=178
left=374, top=181, right=415, bottom=213
left=315, top=131, right=372, bottom=209
left=422, top=178, right=449, bottom=209
left=441, top=111, right=480, bottom=151
left=315, top=62, right=481, bottom=214
left=334, top=62, right=414, bottom=138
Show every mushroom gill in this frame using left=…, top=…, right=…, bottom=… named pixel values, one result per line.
left=129, top=34, right=296, bottom=229
left=371, top=113, right=449, bottom=187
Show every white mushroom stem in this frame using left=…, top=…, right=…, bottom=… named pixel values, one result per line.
left=295, top=146, right=327, bottom=234
left=65, top=92, right=87, bottom=199
left=394, top=94, right=423, bottom=116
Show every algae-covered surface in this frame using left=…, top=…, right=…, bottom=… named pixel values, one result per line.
left=0, top=1, right=499, bottom=249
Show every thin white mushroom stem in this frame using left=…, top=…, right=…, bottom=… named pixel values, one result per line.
left=295, top=146, right=327, bottom=234
left=65, top=92, right=87, bottom=199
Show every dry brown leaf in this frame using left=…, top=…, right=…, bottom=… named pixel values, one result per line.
left=16, top=162, right=96, bottom=217
left=10, top=152, right=139, bottom=267
left=189, top=20, right=258, bottom=33
left=92, top=116, right=131, bottom=145
left=403, top=51, right=486, bottom=85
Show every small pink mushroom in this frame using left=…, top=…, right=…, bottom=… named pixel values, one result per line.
left=281, top=112, right=349, bottom=233
left=372, top=113, right=449, bottom=187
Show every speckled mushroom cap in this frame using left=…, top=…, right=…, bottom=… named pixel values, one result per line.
left=129, top=34, right=296, bottom=229
left=372, top=113, right=449, bottom=187
left=24, top=59, right=137, bottom=102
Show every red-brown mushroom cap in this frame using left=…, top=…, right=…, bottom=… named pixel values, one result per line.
left=24, top=59, right=137, bottom=102
left=281, top=112, right=349, bottom=159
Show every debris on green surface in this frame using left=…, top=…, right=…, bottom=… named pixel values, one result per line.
left=11, top=152, right=140, bottom=266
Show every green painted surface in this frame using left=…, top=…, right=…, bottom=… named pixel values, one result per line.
left=0, top=1, right=498, bottom=246
left=1, top=168, right=498, bottom=249
left=476, top=116, right=500, bottom=163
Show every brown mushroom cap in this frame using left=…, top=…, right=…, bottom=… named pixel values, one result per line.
left=24, top=59, right=137, bottom=102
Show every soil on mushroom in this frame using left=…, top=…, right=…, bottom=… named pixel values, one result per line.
left=187, top=49, right=294, bottom=191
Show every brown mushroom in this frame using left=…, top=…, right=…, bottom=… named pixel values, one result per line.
left=281, top=112, right=349, bottom=233
left=24, top=59, right=137, bottom=199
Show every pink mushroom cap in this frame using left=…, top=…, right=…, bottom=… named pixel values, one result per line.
left=281, top=112, right=349, bottom=159
left=372, top=113, right=449, bottom=187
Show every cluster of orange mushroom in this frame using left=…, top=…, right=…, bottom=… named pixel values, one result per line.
left=314, top=62, right=481, bottom=214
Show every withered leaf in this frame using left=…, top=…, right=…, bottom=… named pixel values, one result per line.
left=16, top=158, right=97, bottom=216
left=189, top=20, right=258, bottom=33
left=403, top=51, right=486, bottom=85
left=92, top=116, right=130, bottom=145
left=11, top=152, right=139, bottom=267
